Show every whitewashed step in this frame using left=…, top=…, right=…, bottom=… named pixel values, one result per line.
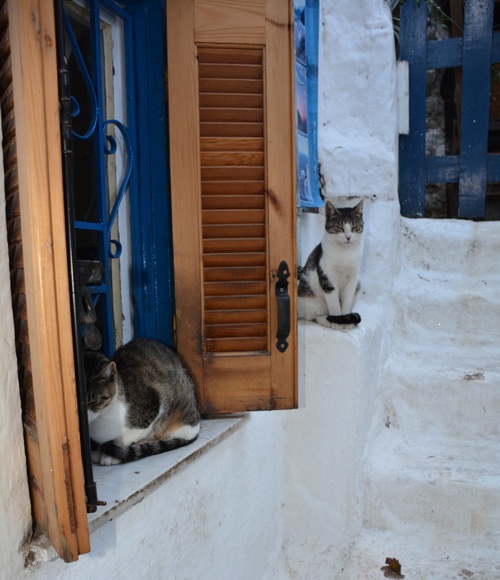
left=391, top=269, right=500, bottom=343
left=382, top=345, right=500, bottom=438
left=362, top=428, right=500, bottom=539
left=341, top=527, right=500, bottom=580
left=400, top=218, right=500, bottom=276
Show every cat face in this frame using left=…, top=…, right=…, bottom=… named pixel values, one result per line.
left=84, top=351, right=118, bottom=413
left=325, top=200, right=363, bottom=244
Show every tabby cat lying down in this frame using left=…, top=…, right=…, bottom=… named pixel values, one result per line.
left=85, top=339, right=201, bottom=465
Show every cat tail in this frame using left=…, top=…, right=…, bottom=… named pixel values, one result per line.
left=326, top=313, right=361, bottom=325
left=100, top=434, right=199, bottom=463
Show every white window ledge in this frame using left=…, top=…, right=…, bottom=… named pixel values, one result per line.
left=88, top=415, right=248, bottom=533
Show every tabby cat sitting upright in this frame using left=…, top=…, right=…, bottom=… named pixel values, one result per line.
left=298, top=199, right=364, bottom=329
left=84, top=338, right=201, bottom=465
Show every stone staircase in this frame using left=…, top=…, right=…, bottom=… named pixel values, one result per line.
left=343, top=219, right=500, bottom=579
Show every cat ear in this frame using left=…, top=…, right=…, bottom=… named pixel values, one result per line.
left=99, top=360, right=117, bottom=381
left=353, top=199, right=364, bottom=213
left=325, top=200, right=340, bottom=217
left=107, top=361, right=117, bottom=380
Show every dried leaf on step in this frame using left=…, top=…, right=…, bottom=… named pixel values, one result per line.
left=381, top=557, right=405, bottom=578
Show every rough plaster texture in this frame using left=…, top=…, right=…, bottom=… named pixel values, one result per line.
left=318, top=0, right=397, bottom=201
left=0, top=117, right=33, bottom=580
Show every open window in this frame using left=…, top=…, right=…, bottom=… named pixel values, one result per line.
left=1, top=0, right=296, bottom=562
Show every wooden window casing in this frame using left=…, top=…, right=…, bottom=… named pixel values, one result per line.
left=2, top=0, right=89, bottom=563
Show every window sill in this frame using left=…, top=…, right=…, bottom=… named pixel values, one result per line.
left=88, top=415, right=248, bottom=533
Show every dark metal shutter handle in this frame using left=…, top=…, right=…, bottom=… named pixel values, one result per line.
left=275, top=260, right=290, bottom=353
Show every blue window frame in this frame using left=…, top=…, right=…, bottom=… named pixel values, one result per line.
left=64, top=0, right=173, bottom=354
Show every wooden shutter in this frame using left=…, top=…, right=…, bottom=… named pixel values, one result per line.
left=167, top=0, right=297, bottom=413
left=2, top=0, right=89, bottom=562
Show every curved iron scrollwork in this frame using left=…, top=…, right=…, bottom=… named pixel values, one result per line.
left=104, top=119, right=134, bottom=259
left=64, top=11, right=133, bottom=260
left=64, top=13, right=98, bottom=140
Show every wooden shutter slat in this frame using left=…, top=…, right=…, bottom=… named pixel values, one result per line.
left=200, top=108, right=263, bottom=123
left=206, top=323, right=267, bottom=338
left=197, top=47, right=263, bottom=65
left=205, top=309, right=267, bottom=324
left=199, top=78, right=263, bottom=94
left=203, top=252, right=266, bottom=267
left=205, top=295, right=267, bottom=310
left=198, top=63, right=263, bottom=79
left=200, top=122, right=264, bottom=138
left=206, top=337, right=267, bottom=353
left=204, top=266, right=266, bottom=281
left=202, top=209, right=265, bottom=224
left=203, top=238, right=266, bottom=253
left=201, top=180, right=264, bottom=194
left=204, top=281, right=266, bottom=296
left=199, top=94, right=263, bottom=109
left=200, top=151, right=264, bottom=165
left=202, top=195, right=264, bottom=210
left=201, top=166, right=264, bottom=180
left=200, top=136, right=264, bottom=151
left=203, top=224, right=265, bottom=238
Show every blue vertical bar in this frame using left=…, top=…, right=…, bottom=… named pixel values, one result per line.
left=458, top=0, right=494, bottom=218
left=305, top=0, right=320, bottom=206
left=399, top=0, right=428, bottom=217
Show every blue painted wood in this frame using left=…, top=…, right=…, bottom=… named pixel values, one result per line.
left=427, top=37, right=463, bottom=68
left=305, top=0, right=320, bottom=208
left=458, top=0, right=494, bottom=218
left=425, top=156, right=460, bottom=183
left=492, top=33, right=500, bottom=61
left=425, top=154, right=500, bottom=187
left=124, top=0, right=174, bottom=347
left=400, top=0, right=498, bottom=219
left=399, top=0, right=428, bottom=217
left=487, top=154, right=500, bottom=181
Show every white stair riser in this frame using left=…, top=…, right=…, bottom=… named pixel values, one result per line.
left=363, top=473, right=500, bottom=536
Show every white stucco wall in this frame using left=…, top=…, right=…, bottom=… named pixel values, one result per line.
left=1, top=1, right=401, bottom=579
left=0, top=116, right=33, bottom=580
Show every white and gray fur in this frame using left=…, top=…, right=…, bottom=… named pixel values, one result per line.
left=298, top=200, right=363, bottom=329
left=84, top=339, right=200, bottom=465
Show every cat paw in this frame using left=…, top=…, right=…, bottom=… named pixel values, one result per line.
left=326, top=313, right=361, bottom=325
left=91, top=449, right=122, bottom=466
left=315, top=314, right=360, bottom=330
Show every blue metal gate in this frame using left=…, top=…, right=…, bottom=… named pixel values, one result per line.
left=399, top=0, right=500, bottom=218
